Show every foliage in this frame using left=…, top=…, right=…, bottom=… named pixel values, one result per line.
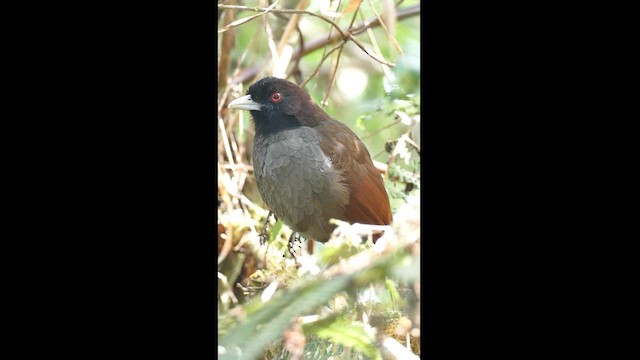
left=219, top=215, right=420, bottom=359
left=218, top=0, right=421, bottom=358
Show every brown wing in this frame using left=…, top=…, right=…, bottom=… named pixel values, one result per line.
left=317, top=120, right=392, bottom=225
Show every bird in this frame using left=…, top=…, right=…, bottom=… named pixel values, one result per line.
left=228, top=77, right=392, bottom=245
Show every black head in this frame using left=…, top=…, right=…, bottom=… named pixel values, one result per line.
left=228, top=77, right=318, bottom=135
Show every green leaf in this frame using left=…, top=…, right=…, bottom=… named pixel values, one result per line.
left=269, top=218, right=283, bottom=243
left=304, top=316, right=382, bottom=360
left=218, top=242, right=415, bottom=359
left=384, top=278, right=401, bottom=309
left=218, top=275, right=353, bottom=360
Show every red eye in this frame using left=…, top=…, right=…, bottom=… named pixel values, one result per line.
left=270, top=92, right=282, bottom=103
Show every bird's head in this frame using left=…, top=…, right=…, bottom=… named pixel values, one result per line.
left=228, top=77, right=322, bottom=135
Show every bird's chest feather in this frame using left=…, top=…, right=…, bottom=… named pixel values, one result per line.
left=252, top=127, right=349, bottom=233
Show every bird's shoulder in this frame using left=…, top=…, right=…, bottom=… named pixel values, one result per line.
left=314, top=119, right=373, bottom=168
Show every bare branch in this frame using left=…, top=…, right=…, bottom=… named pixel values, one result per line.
left=218, top=2, right=398, bottom=68
left=218, top=3, right=348, bottom=40
left=230, top=4, right=420, bottom=85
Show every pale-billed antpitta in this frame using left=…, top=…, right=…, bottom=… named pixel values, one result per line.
left=228, top=77, right=392, bottom=243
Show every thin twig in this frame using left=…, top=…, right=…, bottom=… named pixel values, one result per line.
left=218, top=116, right=236, bottom=167
left=289, top=23, right=305, bottom=84
left=349, top=35, right=395, bottom=67
left=217, top=272, right=239, bottom=304
left=264, top=7, right=280, bottom=77
left=361, top=13, right=395, bottom=83
left=361, top=119, right=402, bottom=140
left=387, top=117, right=419, bottom=168
left=321, top=1, right=363, bottom=107
left=276, top=0, right=309, bottom=54
left=321, top=43, right=346, bottom=108
left=403, top=134, right=421, bottom=154
left=229, top=120, right=243, bottom=165
left=372, top=147, right=387, bottom=160
left=218, top=86, right=232, bottom=115
left=351, top=4, right=419, bottom=36
left=300, top=41, right=346, bottom=88
left=217, top=166, right=235, bottom=265
left=221, top=163, right=254, bottom=172
left=367, top=0, right=403, bottom=56
left=218, top=0, right=280, bottom=33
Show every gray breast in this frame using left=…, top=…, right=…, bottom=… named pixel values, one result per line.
left=253, top=127, right=348, bottom=242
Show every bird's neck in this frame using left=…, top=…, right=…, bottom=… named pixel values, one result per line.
left=251, top=111, right=301, bottom=136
